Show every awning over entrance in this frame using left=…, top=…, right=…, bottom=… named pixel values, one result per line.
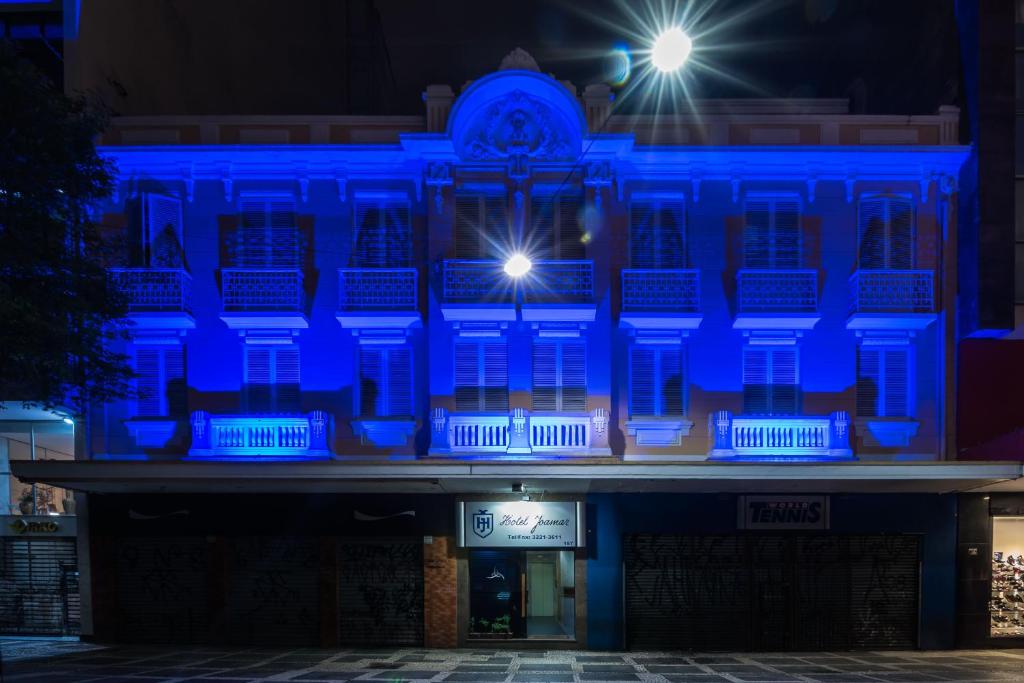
left=10, top=459, right=1024, bottom=495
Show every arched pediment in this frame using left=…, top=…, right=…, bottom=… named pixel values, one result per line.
left=447, top=70, right=586, bottom=163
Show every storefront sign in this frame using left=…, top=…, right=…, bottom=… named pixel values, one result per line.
left=457, top=501, right=584, bottom=548
left=738, top=495, right=829, bottom=530
left=1, top=515, right=77, bottom=537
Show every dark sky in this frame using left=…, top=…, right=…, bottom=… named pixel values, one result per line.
left=74, top=0, right=961, bottom=117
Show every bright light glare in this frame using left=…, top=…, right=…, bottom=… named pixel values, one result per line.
left=61, top=417, right=74, bottom=425
left=503, top=253, right=532, bottom=278
left=651, top=26, right=692, bottom=73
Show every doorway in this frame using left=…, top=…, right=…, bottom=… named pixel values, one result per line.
left=469, top=549, right=574, bottom=640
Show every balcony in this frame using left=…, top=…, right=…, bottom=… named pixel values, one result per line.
left=429, top=408, right=610, bottom=457
left=619, top=269, right=702, bottom=330
left=108, top=268, right=194, bottom=330
left=187, top=411, right=331, bottom=460
left=734, top=269, right=819, bottom=330
left=440, top=259, right=596, bottom=323
left=708, top=410, right=853, bottom=460
left=847, top=270, right=936, bottom=330
left=219, top=268, right=307, bottom=330
left=336, top=268, right=420, bottom=330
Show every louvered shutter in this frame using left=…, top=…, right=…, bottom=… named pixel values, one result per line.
left=454, top=342, right=480, bottom=411
left=387, top=347, right=413, bottom=416
left=145, top=194, right=183, bottom=268
left=532, top=341, right=557, bottom=411
left=558, top=195, right=585, bottom=259
left=359, top=348, right=384, bottom=416
left=454, top=195, right=480, bottom=258
left=744, top=201, right=771, bottom=268
left=530, top=196, right=555, bottom=259
left=484, top=196, right=509, bottom=259
left=770, top=347, right=799, bottom=415
left=661, top=348, right=684, bottom=416
left=164, top=347, right=186, bottom=418
left=883, top=349, right=909, bottom=417
left=239, top=199, right=268, bottom=268
left=743, top=347, right=770, bottom=414
left=354, top=203, right=383, bottom=267
left=245, top=347, right=273, bottom=412
left=274, top=347, right=301, bottom=412
left=773, top=200, right=800, bottom=268
left=888, top=199, right=914, bottom=269
left=630, top=347, right=656, bottom=416
left=630, top=203, right=657, bottom=269
left=858, top=198, right=887, bottom=269
left=482, top=342, right=509, bottom=412
left=135, top=349, right=162, bottom=417
left=385, top=204, right=412, bottom=266
left=856, top=347, right=881, bottom=417
left=658, top=201, right=686, bottom=268
left=561, top=342, right=587, bottom=411
left=269, top=200, right=298, bottom=267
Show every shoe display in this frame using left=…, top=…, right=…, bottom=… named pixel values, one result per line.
left=992, top=551, right=1024, bottom=637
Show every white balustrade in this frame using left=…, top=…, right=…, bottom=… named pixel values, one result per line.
left=447, top=413, right=509, bottom=451
left=188, top=411, right=330, bottom=459
left=529, top=414, right=591, bottom=451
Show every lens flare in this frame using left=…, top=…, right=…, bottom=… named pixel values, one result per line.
left=503, top=253, right=532, bottom=278
left=651, top=26, right=692, bottom=73
left=609, top=44, right=632, bottom=87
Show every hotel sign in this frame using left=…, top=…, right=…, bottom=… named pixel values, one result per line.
left=457, top=501, right=584, bottom=548
left=738, top=495, right=830, bottom=530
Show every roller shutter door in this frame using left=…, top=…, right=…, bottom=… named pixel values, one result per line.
left=116, top=537, right=208, bottom=643
left=0, top=538, right=78, bottom=635
left=225, top=536, right=320, bottom=646
left=338, top=538, right=423, bottom=646
left=624, top=534, right=919, bottom=651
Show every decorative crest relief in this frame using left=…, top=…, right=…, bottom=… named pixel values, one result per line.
left=460, top=89, right=575, bottom=163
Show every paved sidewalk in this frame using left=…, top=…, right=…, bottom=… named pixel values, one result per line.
left=3, top=642, right=1024, bottom=683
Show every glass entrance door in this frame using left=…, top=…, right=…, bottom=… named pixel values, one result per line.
left=469, top=549, right=575, bottom=640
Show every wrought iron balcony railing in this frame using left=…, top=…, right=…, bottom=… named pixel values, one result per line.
left=708, top=410, right=853, bottom=460
left=338, top=268, right=418, bottom=311
left=441, top=259, right=594, bottom=304
left=187, top=411, right=330, bottom=460
left=429, top=407, right=610, bottom=456
left=108, top=268, right=192, bottom=314
left=736, top=269, right=818, bottom=313
left=621, top=269, right=700, bottom=312
left=848, top=269, right=935, bottom=314
left=221, top=268, right=303, bottom=312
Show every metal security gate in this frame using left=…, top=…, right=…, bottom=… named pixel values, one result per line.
left=0, top=538, right=78, bottom=635
left=225, top=536, right=320, bottom=646
left=116, top=537, right=209, bottom=643
left=338, top=538, right=423, bottom=646
left=624, top=534, right=920, bottom=651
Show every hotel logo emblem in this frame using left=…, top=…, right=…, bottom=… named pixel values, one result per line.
left=472, top=509, right=494, bottom=538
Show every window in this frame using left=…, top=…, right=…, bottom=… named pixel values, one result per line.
left=358, top=346, right=412, bottom=417
left=353, top=199, right=411, bottom=267
left=454, top=340, right=508, bottom=412
left=743, top=346, right=799, bottom=415
left=629, top=198, right=685, bottom=268
left=135, top=346, right=186, bottom=418
left=629, top=345, right=685, bottom=417
left=532, top=340, right=586, bottom=411
left=858, top=196, right=914, bottom=269
left=236, top=195, right=299, bottom=267
left=856, top=346, right=910, bottom=417
left=530, top=193, right=585, bottom=259
left=743, top=197, right=800, bottom=269
left=143, top=193, right=184, bottom=268
left=244, top=345, right=300, bottom=412
left=455, top=193, right=508, bottom=258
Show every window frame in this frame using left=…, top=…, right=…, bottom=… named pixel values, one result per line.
left=856, top=342, right=915, bottom=418
left=531, top=337, right=588, bottom=412
left=453, top=338, right=509, bottom=412
left=742, top=343, right=801, bottom=415
left=243, top=343, right=301, bottom=413
left=628, top=192, right=687, bottom=269
left=742, top=193, right=802, bottom=270
left=235, top=192, right=299, bottom=268
left=134, top=345, right=186, bottom=418
left=857, top=193, right=916, bottom=270
left=356, top=344, right=414, bottom=418
left=628, top=343, right=687, bottom=418
left=352, top=192, right=412, bottom=268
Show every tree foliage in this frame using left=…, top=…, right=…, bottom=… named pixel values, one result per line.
left=0, top=42, right=132, bottom=414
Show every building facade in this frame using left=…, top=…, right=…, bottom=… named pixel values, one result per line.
left=18, top=54, right=1023, bottom=650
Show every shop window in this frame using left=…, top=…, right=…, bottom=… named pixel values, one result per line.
left=743, top=345, right=799, bottom=415
left=629, top=345, right=685, bottom=417
left=991, top=517, right=1024, bottom=638
left=529, top=193, right=585, bottom=260
left=629, top=197, right=685, bottom=269
left=858, top=196, right=914, bottom=270
left=856, top=346, right=910, bottom=417
left=358, top=346, right=412, bottom=417
left=135, top=346, right=186, bottom=418
left=455, top=192, right=508, bottom=259
left=244, top=345, right=300, bottom=412
left=454, top=340, right=508, bottom=412
left=743, top=196, right=800, bottom=269
left=353, top=198, right=411, bottom=267
left=234, top=195, right=299, bottom=268
left=532, top=340, right=586, bottom=412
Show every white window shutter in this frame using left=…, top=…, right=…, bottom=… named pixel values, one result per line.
left=269, top=199, right=298, bottom=268
left=387, top=347, right=413, bottom=416
left=856, top=347, right=881, bottom=417
left=888, top=199, right=914, bottom=269
left=770, top=347, right=799, bottom=415
left=560, top=342, right=587, bottom=411
left=858, top=197, right=887, bottom=269
left=354, top=202, right=383, bottom=267
left=482, top=341, right=509, bottom=412
left=145, top=194, right=183, bottom=268
left=384, top=204, right=412, bottom=266
left=558, top=195, right=585, bottom=259
left=773, top=200, right=801, bottom=269
left=274, top=347, right=301, bottom=412
left=530, top=195, right=556, bottom=259
left=532, top=341, right=557, bottom=411
left=658, top=200, right=686, bottom=268
left=239, top=199, right=269, bottom=268
left=359, top=347, right=384, bottom=417
left=135, top=348, right=162, bottom=417
left=245, top=347, right=273, bottom=412
left=164, top=347, right=186, bottom=418
left=744, top=200, right=771, bottom=268
left=454, top=195, right=482, bottom=258
left=484, top=195, right=508, bottom=259
left=743, top=347, right=770, bottom=414
left=630, top=203, right=657, bottom=269
left=454, top=342, right=480, bottom=411
left=883, top=348, right=909, bottom=417
left=630, top=347, right=656, bottom=416
left=660, top=348, right=684, bottom=416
